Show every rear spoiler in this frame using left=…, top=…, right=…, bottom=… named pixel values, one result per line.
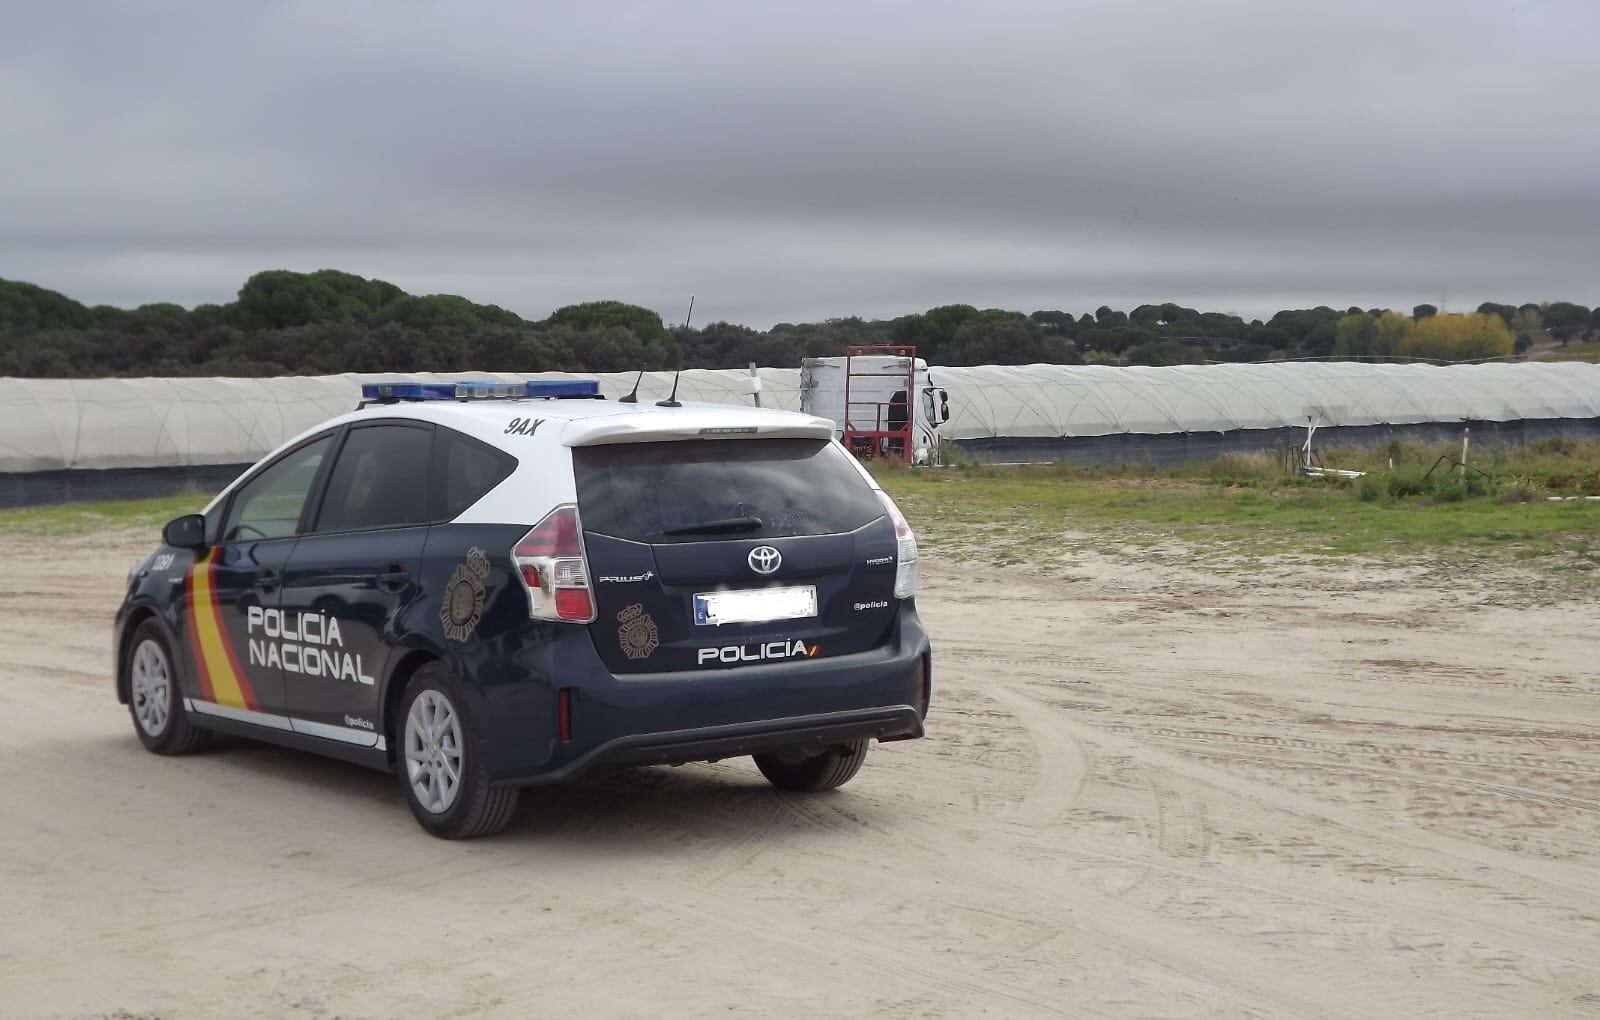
left=562, top=412, right=835, bottom=447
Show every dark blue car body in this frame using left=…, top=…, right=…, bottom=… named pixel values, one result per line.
left=114, top=401, right=930, bottom=793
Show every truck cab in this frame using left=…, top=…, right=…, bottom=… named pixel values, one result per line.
left=799, top=351, right=950, bottom=465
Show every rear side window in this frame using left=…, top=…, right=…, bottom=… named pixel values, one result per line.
left=436, top=427, right=516, bottom=519
left=314, top=424, right=433, bottom=533
left=574, top=439, right=884, bottom=543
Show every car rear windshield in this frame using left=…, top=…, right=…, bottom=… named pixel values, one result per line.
left=573, top=438, right=884, bottom=544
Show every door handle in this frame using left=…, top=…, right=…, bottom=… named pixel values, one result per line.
left=376, top=565, right=411, bottom=592
left=255, top=569, right=281, bottom=592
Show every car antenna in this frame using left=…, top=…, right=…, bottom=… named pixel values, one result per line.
left=655, top=368, right=683, bottom=408
left=655, top=296, right=692, bottom=408
left=618, top=369, right=644, bottom=404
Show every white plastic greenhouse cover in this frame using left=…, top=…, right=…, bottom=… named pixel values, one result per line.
left=935, top=362, right=1600, bottom=441
left=0, top=370, right=798, bottom=472
left=1, top=362, right=1597, bottom=472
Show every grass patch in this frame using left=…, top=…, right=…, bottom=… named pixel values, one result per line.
left=879, top=438, right=1600, bottom=574
left=938, top=435, right=1600, bottom=493
left=0, top=493, right=207, bottom=537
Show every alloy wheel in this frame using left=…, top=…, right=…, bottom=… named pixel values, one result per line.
left=404, top=689, right=464, bottom=814
left=130, top=639, right=171, bottom=737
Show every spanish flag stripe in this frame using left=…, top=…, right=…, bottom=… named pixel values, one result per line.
left=183, top=557, right=215, bottom=702
left=187, top=549, right=259, bottom=711
left=207, top=570, right=259, bottom=712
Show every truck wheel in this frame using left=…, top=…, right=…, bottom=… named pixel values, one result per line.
left=126, top=620, right=211, bottom=755
left=753, top=740, right=870, bottom=792
left=397, top=662, right=519, bottom=839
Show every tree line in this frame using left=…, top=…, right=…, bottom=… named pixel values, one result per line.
left=1, top=269, right=1595, bottom=378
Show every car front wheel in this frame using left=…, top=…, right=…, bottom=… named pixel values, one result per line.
left=126, top=620, right=210, bottom=755
left=397, top=663, right=518, bottom=839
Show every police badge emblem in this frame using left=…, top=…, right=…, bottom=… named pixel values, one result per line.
left=439, top=547, right=490, bottom=642
left=616, top=603, right=659, bottom=660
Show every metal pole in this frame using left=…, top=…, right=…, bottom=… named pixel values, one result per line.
left=1460, top=427, right=1470, bottom=478
left=843, top=348, right=854, bottom=437
left=748, top=363, right=762, bottom=408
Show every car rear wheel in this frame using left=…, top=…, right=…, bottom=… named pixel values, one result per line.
left=397, top=662, right=519, bottom=839
left=126, top=620, right=210, bottom=754
left=753, top=740, right=870, bottom=792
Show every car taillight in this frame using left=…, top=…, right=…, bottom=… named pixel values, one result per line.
left=513, top=505, right=596, bottom=623
left=877, top=490, right=918, bottom=599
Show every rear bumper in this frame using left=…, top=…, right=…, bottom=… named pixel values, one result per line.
left=517, top=705, right=924, bottom=785
left=469, top=604, right=931, bottom=785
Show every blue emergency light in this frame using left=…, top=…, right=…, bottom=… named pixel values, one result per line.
left=360, top=380, right=601, bottom=402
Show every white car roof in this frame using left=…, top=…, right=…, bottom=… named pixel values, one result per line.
left=337, top=398, right=836, bottom=450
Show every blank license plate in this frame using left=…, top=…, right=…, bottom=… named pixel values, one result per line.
left=694, top=586, right=817, bottom=626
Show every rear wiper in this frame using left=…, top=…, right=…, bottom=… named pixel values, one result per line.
left=662, top=515, right=763, bottom=537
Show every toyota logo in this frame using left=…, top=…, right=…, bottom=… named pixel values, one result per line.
left=747, top=546, right=781, bottom=575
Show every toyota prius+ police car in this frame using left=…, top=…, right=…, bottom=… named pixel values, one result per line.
left=114, top=379, right=932, bottom=838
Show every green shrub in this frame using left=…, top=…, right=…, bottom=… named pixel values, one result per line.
left=1197, top=451, right=1279, bottom=484
left=1387, top=469, right=1429, bottom=498
left=913, top=434, right=1596, bottom=499
left=1431, top=477, right=1467, bottom=502
left=1385, top=436, right=1405, bottom=466
left=1527, top=436, right=1579, bottom=457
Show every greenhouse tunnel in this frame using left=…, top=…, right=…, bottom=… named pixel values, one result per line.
left=2, top=362, right=1598, bottom=506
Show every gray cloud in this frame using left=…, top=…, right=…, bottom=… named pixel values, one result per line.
left=2, top=0, right=1597, bottom=327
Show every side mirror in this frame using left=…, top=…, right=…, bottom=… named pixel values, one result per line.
left=939, top=389, right=950, bottom=423
left=162, top=513, right=207, bottom=550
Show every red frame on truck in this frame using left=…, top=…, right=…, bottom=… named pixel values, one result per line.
left=841, top=345, right=917, bottom=464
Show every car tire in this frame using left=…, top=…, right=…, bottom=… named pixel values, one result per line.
left=126, top=620, right=211, bottom=755
left=753, top=740, right=870, bottom=792
left=396, top=662, right=519, bottom=839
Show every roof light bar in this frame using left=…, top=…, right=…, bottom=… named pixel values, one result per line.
left=360, top=380, right=601, bottom=402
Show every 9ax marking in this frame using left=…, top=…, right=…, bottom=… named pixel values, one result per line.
left=504, top=418, right=544, bottom=437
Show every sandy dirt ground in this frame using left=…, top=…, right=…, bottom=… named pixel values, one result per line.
left=1, top=529, right=1598, bottom=1019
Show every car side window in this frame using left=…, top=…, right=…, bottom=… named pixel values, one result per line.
left=314, top=424, right=433, bottom=533
left=437, top=427, right=516, bottom=520
left=221, top=435, right=333, bottom=543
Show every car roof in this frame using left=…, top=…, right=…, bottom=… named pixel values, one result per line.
left=328, top=397, right=836, bottom=451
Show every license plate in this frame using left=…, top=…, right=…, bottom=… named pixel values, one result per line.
left=694, top=586, right=817, bottom=626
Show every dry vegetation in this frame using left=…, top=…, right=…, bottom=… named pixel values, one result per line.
left=877, top=437, right=1600, bottom=587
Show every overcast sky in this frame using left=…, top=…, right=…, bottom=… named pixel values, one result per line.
left=3, top=0, right=1597, bottom=327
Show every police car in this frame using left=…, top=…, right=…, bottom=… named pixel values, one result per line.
left=114, top=380, right=931, bottom=838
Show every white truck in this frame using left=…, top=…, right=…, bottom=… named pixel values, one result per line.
left=799, top=352, right=950, bottom=465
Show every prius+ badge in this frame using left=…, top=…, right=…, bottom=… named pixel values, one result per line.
left=748, top=546, right=781, bottom=575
